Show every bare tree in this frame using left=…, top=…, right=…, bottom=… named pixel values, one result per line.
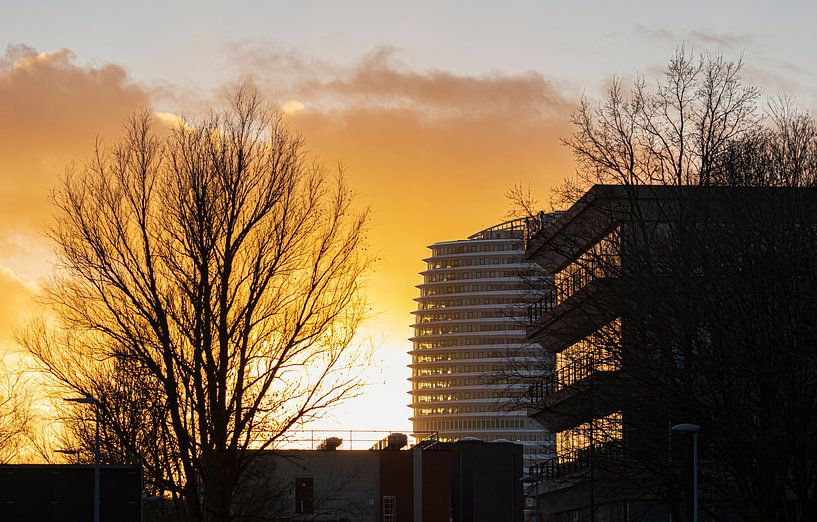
left=0, top=355, right=31, bottom=463
left=564, top=47, right=760, bottom=189
left=24, top=85, right=372, bottom=522
left=504, top=182, right=541, bottom=219
left=24, top=334, right=184, bottom=499
left=527, top=50, right=817, bottom=521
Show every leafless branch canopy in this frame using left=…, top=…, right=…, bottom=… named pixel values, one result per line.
left=563, top=48, right=768, bottom=189
left=0, top=356, right=31, bottom=464
left=537, top=49, right=817, bottom=520
left=25, top=85, right=372, bottom=521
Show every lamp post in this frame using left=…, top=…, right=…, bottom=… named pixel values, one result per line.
left=55, top=448, right=81, bottom=464
left=671, top=423, right=700, bottom=522
left=520, top=475, right=540, bottom=522
left=66, top=396, right=100, bottom=522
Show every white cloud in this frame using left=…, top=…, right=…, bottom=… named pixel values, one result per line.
left=282, top=99, right=306, bottom=114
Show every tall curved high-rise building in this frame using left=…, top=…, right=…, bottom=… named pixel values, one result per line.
left=409, top=216, right=555, bottom=468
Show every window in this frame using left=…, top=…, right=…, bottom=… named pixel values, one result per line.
left=383, top=495, right=397, bottom=522
left=294, top=477, right=314, bottom=514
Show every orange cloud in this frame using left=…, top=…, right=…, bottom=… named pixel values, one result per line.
left=0, top=44, right=150, bottom=242
left=231, top=47, right=577, bottom=387
left=234, top=46, right=573, bottom=118
left=0, top=43, right=579, bottom=430
left=0, top=44, right=150, bottom=356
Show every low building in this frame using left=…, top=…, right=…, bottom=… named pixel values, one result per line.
left=0, top=464, right=142, bottom=522
left=244, top=438, right=524, bottom=522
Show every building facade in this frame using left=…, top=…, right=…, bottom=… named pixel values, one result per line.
left=238, top=439, right=524, bottom=522
left=524, top=185, right=666, bottom=521
left=0, top=465, right=142, bottom=522
left=523, top=185, right=817, bottom=521
left=410, top=217, right=555, bottom=469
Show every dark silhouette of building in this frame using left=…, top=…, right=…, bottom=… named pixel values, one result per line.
left=241, top=438, right=524, bottom=521
left=524, top=185, right=817, bottom=521
left=0, top=464, right=142, bottom=522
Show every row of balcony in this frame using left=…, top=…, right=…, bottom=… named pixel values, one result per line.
left=529, top=442, right=623, bottom=480
left=525, top=294, right=555, bottom=325
left=554, top=253, right=620, bottom=305
left=528, top=355, right=619, bottom=406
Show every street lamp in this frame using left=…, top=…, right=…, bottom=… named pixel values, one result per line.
left=55, top=448, right=81, bottom=464
left=65, top=396, right=100, bottom=522
left=520, top=475, right=540, bottom=522
left=671, top=423, right=700, bottom=522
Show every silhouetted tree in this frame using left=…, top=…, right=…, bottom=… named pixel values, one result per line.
left=565, top=47, right=761, bottom=190
left=28, top=343, right=183, bottom=501
left=25, top=85, right=371, bottom=522
left=529, top=49, right=817, bottom=521
left=0, top=355, right=31, bottom=463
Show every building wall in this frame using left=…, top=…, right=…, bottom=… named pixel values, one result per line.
left=251, top=450, right=381, bottom=521
left=379, top=450, right=414, bottom=521
left=247, top=442, right=523, bottom=522
left=523, top=185, right=797, bottom=520
left=446, top=441, right=525, bottom=522
left=0, top=465, right=142, bottom=522
left=419, top=449, right=452, bottom=522
left=410, top=217, right=555, bottom=469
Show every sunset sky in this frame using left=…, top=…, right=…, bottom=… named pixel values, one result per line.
left=1, top=1, right=816, bottom=434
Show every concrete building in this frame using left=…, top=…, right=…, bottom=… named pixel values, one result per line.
left=524, top=185, right=669, bottom=521
left=410, top=216, right=557, bottom=469
left=244, top=438, right=524, bottom=522
left=523, top=185, right=817, bottom=521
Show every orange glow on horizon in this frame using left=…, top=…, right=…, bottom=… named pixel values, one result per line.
left=0, top=44, right=576, bottom=434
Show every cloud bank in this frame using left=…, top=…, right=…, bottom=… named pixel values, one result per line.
left=0, top=44, right=149, bottom=241
left=0, top=44, right=151, bottom=351
left=0, top=44, right=578, bottom=430
left=235, top=46, right=574, bottom=309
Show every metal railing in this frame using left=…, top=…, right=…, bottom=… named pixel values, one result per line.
left=522, top=211, right=562, bottom=249
left=528, top=355, right=619, bottom=406
left=269, top=430, right=439, bottom=451
left=554, top=253, right=620, bottom=304
left=528, top=378, right=557, bottom=406
left=530, top=442, right=624, bottom=480
left=526, top=293, right=555, bottom=325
